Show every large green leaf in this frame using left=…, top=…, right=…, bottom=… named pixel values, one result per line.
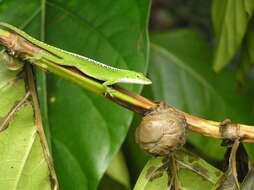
left=0, top=1, right=150, bottom=189
left=0, top=2, right=150, bottom=190
left=45, top=1, right=150, bottom=189
left=212, top=0, right=254, bottom=72
left=0, top=60, right=52, bottom=188
left=104, top=150, right=131, bottom=189
left=149, top=30, right=254, bottom=160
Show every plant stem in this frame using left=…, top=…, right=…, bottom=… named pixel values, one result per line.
left=0, top=28, right=254, bottom=143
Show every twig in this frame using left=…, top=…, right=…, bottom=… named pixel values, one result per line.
left=0, top=28, right=253, bottom=143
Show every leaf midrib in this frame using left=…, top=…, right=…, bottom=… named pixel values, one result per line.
left=150, top=42, right=227, bottom=110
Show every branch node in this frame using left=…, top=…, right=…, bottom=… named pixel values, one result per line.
left=219, top=119, right=242, bottom=145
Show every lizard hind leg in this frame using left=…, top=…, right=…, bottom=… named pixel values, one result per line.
left=22, top=53, right=49, bottom=72
left=22, top=53, right=43, bottom=62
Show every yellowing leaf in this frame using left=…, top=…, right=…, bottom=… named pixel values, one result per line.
left=0, top=62, right=54, bottom=189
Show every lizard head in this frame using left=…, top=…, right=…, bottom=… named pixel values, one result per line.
left=120, top=71, right=152, bottom=85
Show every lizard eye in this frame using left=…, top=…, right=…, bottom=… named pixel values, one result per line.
left=137, top=75, right=140, bottom=78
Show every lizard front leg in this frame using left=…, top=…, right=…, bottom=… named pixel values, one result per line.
left=102, top=80, right=119, bottom=97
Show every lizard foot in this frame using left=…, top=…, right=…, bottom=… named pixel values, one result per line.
left=22, top=54, right=42, bottom=62
left=103, top=86, right=116, bottom=97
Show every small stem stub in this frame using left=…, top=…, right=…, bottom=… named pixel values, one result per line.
left=219, top=119, right=242, bottom=140
left=135, top=102, right=188, bottom=156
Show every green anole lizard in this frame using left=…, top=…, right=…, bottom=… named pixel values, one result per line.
left=0, top=22, right=151, bottom=95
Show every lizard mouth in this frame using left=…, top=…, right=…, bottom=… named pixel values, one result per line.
left=120, top=77, right=152, bottom=84
left=141, top=78, right=152, bottom=85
